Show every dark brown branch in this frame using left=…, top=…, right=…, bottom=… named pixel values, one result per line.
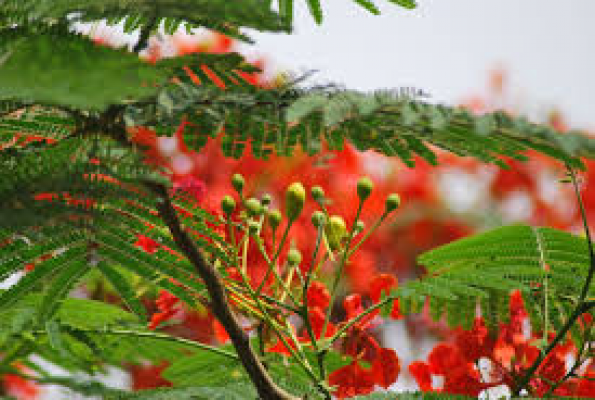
left=102, top=110, right=296, bottom=398
left=149, top=183, right=298, bottom=400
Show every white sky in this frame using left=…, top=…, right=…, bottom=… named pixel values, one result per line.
left=244, top=0, right=595, bottom=130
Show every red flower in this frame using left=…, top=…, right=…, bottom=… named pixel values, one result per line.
left=173, top=175, right=206, bottom=202
left=307, top=281, right=331, bottom=310
left=135, top=235, right=160, bottom=254
left=442, top=365, right=485, bottom=396
left=369, top=273, right=402, bottom=319
left=427, top=344, right=465, bottom=375
left=148, top=290, right=179, bottom=330
left=371, top=347, right=400, bottom=388
left=307, top=306, right=336, bottom=340
left=455, top=317, right=493, bottom=362
left=266, top=337, right=298, bottom=357
left=343, top=294, right=365, bottom=322
left=328, top=361, right=375, bottom=399
left=409, top=361, right=433, bottom=391
left=537, top=353, right=566, bottom=385
left=213, top=318, right=230, bottom=344
left=3, top=368, right=39, bottom=400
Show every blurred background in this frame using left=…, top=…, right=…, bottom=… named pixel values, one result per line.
left=246, top=0, right=595, bottom=129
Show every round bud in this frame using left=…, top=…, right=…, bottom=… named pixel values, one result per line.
left=261, top=193, right=272, bottom=206
left=325, top=215, right=347, bottom=251
left=231, top=173, right=245, bottom=194
left=247, top=220, right=260, bottom=235
left=285, top=182, right=306, bottom=221
left=311, top=211, right=326, bottom=228
left=287, top=249, right=302, bottom=266
left=385, top=193, right=401, bottom=213
left=268, top=209, right=282, bottom=230
left=355, top=220, right=365, bottom=233
left=245, top=197, right=262, bottom=217
left=311, top=186, right=325, bottom=202
left=356, top=177, right=374, bottom=201
left=221, top=195, right=236, bottom=216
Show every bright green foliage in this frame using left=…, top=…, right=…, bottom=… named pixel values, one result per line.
left=409, top=225, right=594, bottom=331
left=127, top=82, right=595, bottom=166
left=1, top=0, right=594, bottom=398
left=0, top=136, right=232, bottom=321
left=285, top=90, right=595, bottom=168
left=0, top=294, right=240, bottom=381
left=0, top=0, right=286, bottom=39
left=0, top=31, right=165, bottom=111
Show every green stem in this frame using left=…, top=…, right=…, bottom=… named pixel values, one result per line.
left=299, top=225, right=325, bottom=359
left=254, top=235, right=298, bottom=306
left=321, top=201, right=364, bottom=346
left=90, top=328, right=239, bottom=360
left=28, top=328, right=239, bottom=361
left=255, top=221, right=292, bottom=296
left=234, top=253, right=319, bottom=385
left=347, top=212, right=388, bottom=258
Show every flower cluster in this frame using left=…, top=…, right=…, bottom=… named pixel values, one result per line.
left=410, top=291, right=594, bottom=397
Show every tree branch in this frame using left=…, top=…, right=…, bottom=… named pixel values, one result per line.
left=149, top=183, right=298, bottom=400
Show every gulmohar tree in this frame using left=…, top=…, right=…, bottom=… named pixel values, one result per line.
left=1, top=1, right=595, bottom=399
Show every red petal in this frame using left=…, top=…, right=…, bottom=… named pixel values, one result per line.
left=307, top=306, right=336, bottom=339
left=266, top=338, right=297, bottom=357
left=408, top=361, right=433, bottom=391
left=372, top=348, right=400, bottom=388
left=307, top=281, right=331, bottom=310
left=213, top=319, right=230, bottom=344
left=343, top=294, right=364, bottom=321
left=135, top=235, right=160, bottom=254
left=369, top=273, right=397, bottom=303
left=328, top=361, right=375, bottom=399
left=428, top=344, right=464, bottom=375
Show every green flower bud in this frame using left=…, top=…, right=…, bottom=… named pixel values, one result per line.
left=231, top=173, right=245, bottom=194
left=385, top=193, right=401, bottom=213
left=287, top=249, right=302, bottom=266
left=311, top=186, right=325, bottom=202
left=245, top=197, right=262, bottom=216
left=285, top=182, right=306, bottom=221
left=311, top=211, right=326, bottom=228
left=268, top=209, right=282, bottom=230
left=325, top=215, right=347, bottom=251
left=356, top=177, right=374, bottom=201
left=261, top=193, right=272, bottom=206
left=247, top=220, right=260, bottom=235
left=221, top=195, right=236, bottom=216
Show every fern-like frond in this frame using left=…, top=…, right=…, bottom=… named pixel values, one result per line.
left=0, top=136, right=230, bottom=325
left=278, top=0, right=417, bottom=26
left=1, top=0, right=287, bottom=40
left=0, top=30, right=167, bottom=111
left=410, top=225, right=592, bottom=332
left=142, top=86, right=595, bottom=167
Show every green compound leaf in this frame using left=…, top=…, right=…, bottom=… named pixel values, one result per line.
left=0, top=32, right=165, bottom=110
left=2, top=0, right=287, bottom=38
left=416, top=224, right=593, bottom=334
